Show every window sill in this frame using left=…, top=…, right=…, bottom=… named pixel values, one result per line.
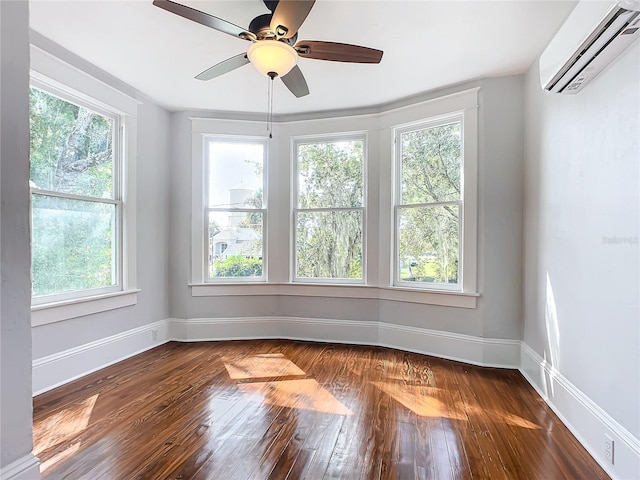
left=189, top=283, right=478, bottom=309
left=31, top=289, right=140, bottom=327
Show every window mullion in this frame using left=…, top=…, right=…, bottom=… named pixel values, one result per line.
left=206, top=208, right=266, bottom=214
left=31, top=189, right=119, bottom=205
left=294, top=206, right=365, bottom=214
left=397, top=200, right=460, bottom=210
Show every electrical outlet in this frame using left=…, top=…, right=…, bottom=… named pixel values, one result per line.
left=152, top=329, right=158, bottom=342
left=604, top=433, right=614, bottom=465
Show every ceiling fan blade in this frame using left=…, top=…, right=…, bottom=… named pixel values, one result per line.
left=281, top=65, right=309, bottom=97
left=296, top=40, right=383, bottom=63
left=270, top=0, right=315, bottom=39
left=153, top=0, right=255, bottom=41
left=195, top=53, right=250, bottom=81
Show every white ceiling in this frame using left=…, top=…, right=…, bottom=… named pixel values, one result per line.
left=29, top=0, right=576, bottom=115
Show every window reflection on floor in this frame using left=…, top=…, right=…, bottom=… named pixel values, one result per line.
left=222, top=353, right=306, bottom=380
left=224, top=353, right=351, bottom=416
left=34, top=393, right=99, bottom=473
left=238, top=378, right=352, bottom=415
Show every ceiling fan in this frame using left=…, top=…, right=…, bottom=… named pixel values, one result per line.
left=153, top=0, right=384, bottom=98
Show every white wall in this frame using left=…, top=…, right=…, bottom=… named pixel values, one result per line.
left=523, top=41, right=639, bottom=476
left=0, top=1, right=39, bottom=478
left=168, top=76, right=524, bottom=342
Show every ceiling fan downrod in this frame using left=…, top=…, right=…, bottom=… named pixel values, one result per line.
left=267, top=73, right=276, bottom=139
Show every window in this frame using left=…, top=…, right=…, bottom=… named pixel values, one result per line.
left=293, top=136, right=365, bottom=283
left=29, top=85, right=123, bottom=303
left=190, top=89, right=477, bottom=307
left=205, top=138, right=266, bottom=281
left=395, top=114, right=472, bottom=291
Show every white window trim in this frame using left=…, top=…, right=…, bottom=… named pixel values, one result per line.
left=189, top=88, right=479, bottom=308
left=392, top=107, right=478, bottom=294
left=188, top=283, right=478, bottom=309
left=31, top=289, right=141, bottom=327
left=30, top=45, right=139, bottom=326
left=204, top=136, right=267, bottom=283
left=30, top=82, right=124, bottom=304
left=191, top=122, right=271, bottom=284
left=291, top=133, right=368, bottom=284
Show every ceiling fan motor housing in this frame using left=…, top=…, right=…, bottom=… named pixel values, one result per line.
left=249, top=13, right=297, bottom=44
left=248, top=13, right=272, bottom=37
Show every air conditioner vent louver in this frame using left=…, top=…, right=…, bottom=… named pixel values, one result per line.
left=540, top=0, right=640, bottom=94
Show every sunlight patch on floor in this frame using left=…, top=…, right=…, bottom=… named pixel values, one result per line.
left=372, top=381, right=466, bottom=420
left=33, top=394, right=98, bottom=456
left=465, top=405, right=541, bottom=430
left=222, top=353, right=306, bottom=380
left=375, top=380, right=542, bottom=429
left=238, top=378, right=352, bottom=416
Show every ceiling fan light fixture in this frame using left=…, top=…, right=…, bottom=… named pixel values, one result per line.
left=247, top=40, right=298, bottom=77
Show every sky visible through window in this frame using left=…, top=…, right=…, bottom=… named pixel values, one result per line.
left=208, top=141, right=263, bottom=226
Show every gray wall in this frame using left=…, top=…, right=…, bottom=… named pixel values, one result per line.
left=22, top=38, right=172, bottom=361
left=523, top=43, right=639, bottom=437
left=0, top=0, right=34, bottom=469
left=30, top=99, right=171, bottom=358
left=379, top=76, right=525, bottom=339
left=168, top=76, right=525, bottom=341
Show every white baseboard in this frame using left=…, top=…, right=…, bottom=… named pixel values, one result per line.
left=169, top=316, right=381, bottom=347
left=520, top=342, right=640, bottom=480
left=378, top=322, right=520, bottom=368
left=32, top=320, right=170, bottom=396
left=169, top=316, right=520, bottom=368
left=33, top=316, right=520, bottom=395
left=0, top=453, right=40, bottom=480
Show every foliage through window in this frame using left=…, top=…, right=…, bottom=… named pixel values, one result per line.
left=29, top=86, right=121, bottom=300
left=396, top=118, right=462, bottom=288
left=294, top=137, right=365, bottom=282
left=206, top=139, right=266, bottom=280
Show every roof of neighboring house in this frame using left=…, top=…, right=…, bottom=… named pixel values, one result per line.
left=212, top=227, right=260, bottom=243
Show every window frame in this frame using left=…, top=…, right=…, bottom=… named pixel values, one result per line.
left=393, top=110, right=477, bottom=293
left=29, top=44, right=139, bottom=326
left=190, top=89, right=479, bottom=309
left=202, top=135, right=268, bottom=283
left=29, top=79, right=126, bottom=305
left=291, top=133, right=367, bottom=285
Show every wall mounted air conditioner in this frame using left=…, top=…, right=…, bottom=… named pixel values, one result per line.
left=540, top=0, right=640, bottom=94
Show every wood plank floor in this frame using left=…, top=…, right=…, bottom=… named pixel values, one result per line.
left=33, top=340, right=610, bottom=479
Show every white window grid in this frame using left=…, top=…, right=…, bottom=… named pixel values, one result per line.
left=393, top=113, right=465, bottom=291
left=292, top=134, right=367, bottom=284
left=29, top=82, right=124, bottom=305
left=203, top=136, right=268, bottom=283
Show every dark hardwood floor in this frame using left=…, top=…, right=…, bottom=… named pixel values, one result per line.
left=33, top=340, right=609, bottom=479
